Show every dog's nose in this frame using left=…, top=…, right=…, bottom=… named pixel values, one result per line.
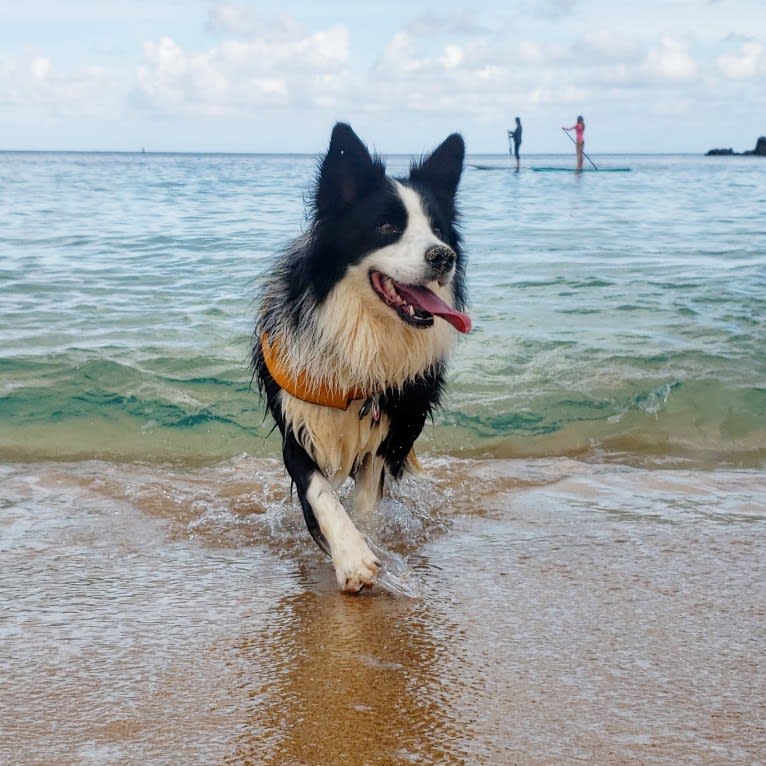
left=425, top=244, right=456, bottom=273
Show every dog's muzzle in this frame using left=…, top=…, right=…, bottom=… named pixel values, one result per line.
left=425, top=245, right=456, bottom=284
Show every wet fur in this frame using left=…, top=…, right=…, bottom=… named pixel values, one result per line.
left=252, top=122, right=467, bottom=591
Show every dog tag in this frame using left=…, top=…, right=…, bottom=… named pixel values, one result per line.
left=359, top=395, right=381, bottom=422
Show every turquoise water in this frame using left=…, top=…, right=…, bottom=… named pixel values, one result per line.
left=2, top=151, right=764, bottom=466
left=2, top=151, right=765, bottom=766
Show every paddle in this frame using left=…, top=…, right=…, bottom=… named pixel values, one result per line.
left=562, top=127, right=598, bottom=170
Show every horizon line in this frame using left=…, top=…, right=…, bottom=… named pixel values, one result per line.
left=0, top=149, right=715, bottom=157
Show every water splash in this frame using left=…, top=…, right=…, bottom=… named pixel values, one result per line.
left=366, top=539, right=423, bottom=599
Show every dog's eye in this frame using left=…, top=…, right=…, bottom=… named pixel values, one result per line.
left=378, top=223, right=400, bottom=236
left=433, top=227, right=443, bottom=239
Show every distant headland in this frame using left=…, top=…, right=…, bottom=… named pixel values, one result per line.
left=706, top=136, right=766, bottom=156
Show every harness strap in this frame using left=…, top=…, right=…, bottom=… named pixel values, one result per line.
left=260, top=333, right=368, bottom=410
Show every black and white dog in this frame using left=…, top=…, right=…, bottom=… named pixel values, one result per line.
left=252, top=122, right=470, bottom=592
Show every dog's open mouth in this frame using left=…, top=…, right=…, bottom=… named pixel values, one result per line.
left=370, top=271, right=471, bottom=333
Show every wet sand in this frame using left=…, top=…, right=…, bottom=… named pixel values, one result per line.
left=2, top=456, right=765, bottom=765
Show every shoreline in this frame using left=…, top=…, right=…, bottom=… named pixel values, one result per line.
left=2, top=454, right=764, bottom=765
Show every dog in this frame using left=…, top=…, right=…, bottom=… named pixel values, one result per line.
left=252, top=122, right=470, bottom=592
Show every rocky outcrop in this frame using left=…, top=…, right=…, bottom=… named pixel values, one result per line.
left=706, top=136, right=766, bottom=156
left=743, top=136, right=766, bottom=156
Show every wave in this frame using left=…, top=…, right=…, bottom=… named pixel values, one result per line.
left=2, top=355, right=764, bottom=468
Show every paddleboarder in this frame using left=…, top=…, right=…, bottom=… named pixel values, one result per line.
left=508, top=117, right=522, bottom=171
left=563, top=115, right=585, bottom=170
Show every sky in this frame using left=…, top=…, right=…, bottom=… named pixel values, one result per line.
left=1, top=0, right=765, bottom=154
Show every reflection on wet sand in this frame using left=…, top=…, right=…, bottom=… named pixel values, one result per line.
left=2, top=457, right=765, bottom=766
left=227, top=566, right=467, bottom=766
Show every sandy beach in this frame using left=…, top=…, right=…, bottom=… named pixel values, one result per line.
left=2, top=456, right=764, bottom=765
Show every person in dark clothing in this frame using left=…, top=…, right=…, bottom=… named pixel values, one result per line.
left=508, top=117, right=522, bottom=171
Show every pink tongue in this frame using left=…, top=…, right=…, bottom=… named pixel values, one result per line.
left=396, top=284, right=472, bottom=333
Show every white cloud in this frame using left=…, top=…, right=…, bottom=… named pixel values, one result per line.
left=441, top=44, right=463, bottom=70
left=592, top=35, right=699, bottom=88
left=369, top=29, right=513, bottom=114
left=134, top=24, right=351, bottom=115
left=517, top=40, right=555, bottom=66
left=206, top=4, right=308, bottom=42
left=2, top=2, right=762, bottom=152
left=645, top=36, right=698, bottom=83
left=206, top=3, right=256, bottom=36
left=651, top=95, right=694, bottom=116
left=404, top=10, right=488, bottom=37
left=0, top=54, right=121, bottom=117
left=31, top=56, right=51, bottom=80
left=369, top=22, right=705, bottom=120
left=717, top=41, right=766, bottom=79
left=575, top=30, right=643, bottom=63
left=499, top=36, right=572, bottom=68
left=528, top=83, right=588, bottom=106
left=527, top=0, right=577, bottom=21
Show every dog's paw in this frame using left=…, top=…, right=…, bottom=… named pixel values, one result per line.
left=333, top=532, right=380, bottom=593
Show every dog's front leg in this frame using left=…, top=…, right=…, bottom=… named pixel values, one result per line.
left=283, top=433, right=380, bottom=592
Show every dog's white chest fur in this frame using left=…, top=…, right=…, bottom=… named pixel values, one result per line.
left=281, top=396, right=390, bottom=487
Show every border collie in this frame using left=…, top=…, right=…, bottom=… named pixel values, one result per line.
left=252, top=122, right=470, bottom=592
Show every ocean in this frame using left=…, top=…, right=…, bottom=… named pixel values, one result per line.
left=2, top=150, right=765, bottom=765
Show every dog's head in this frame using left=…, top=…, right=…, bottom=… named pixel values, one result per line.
left=308, top=122, right=470, bottom=335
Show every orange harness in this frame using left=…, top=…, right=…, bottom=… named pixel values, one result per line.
left=260, top=333, right=369, bottom=410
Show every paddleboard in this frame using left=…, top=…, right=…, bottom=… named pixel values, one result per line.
left=531, top=167, right=632, bottom=172
left=469, top=164, right=514, bottom=171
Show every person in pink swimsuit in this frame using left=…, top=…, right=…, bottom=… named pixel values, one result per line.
left=563, top=115, right=586, bottom=170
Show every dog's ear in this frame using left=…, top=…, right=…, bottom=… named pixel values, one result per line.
left=409, top=133, right=465, bottom=215
left=315, top=123, right=385, bottom=217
